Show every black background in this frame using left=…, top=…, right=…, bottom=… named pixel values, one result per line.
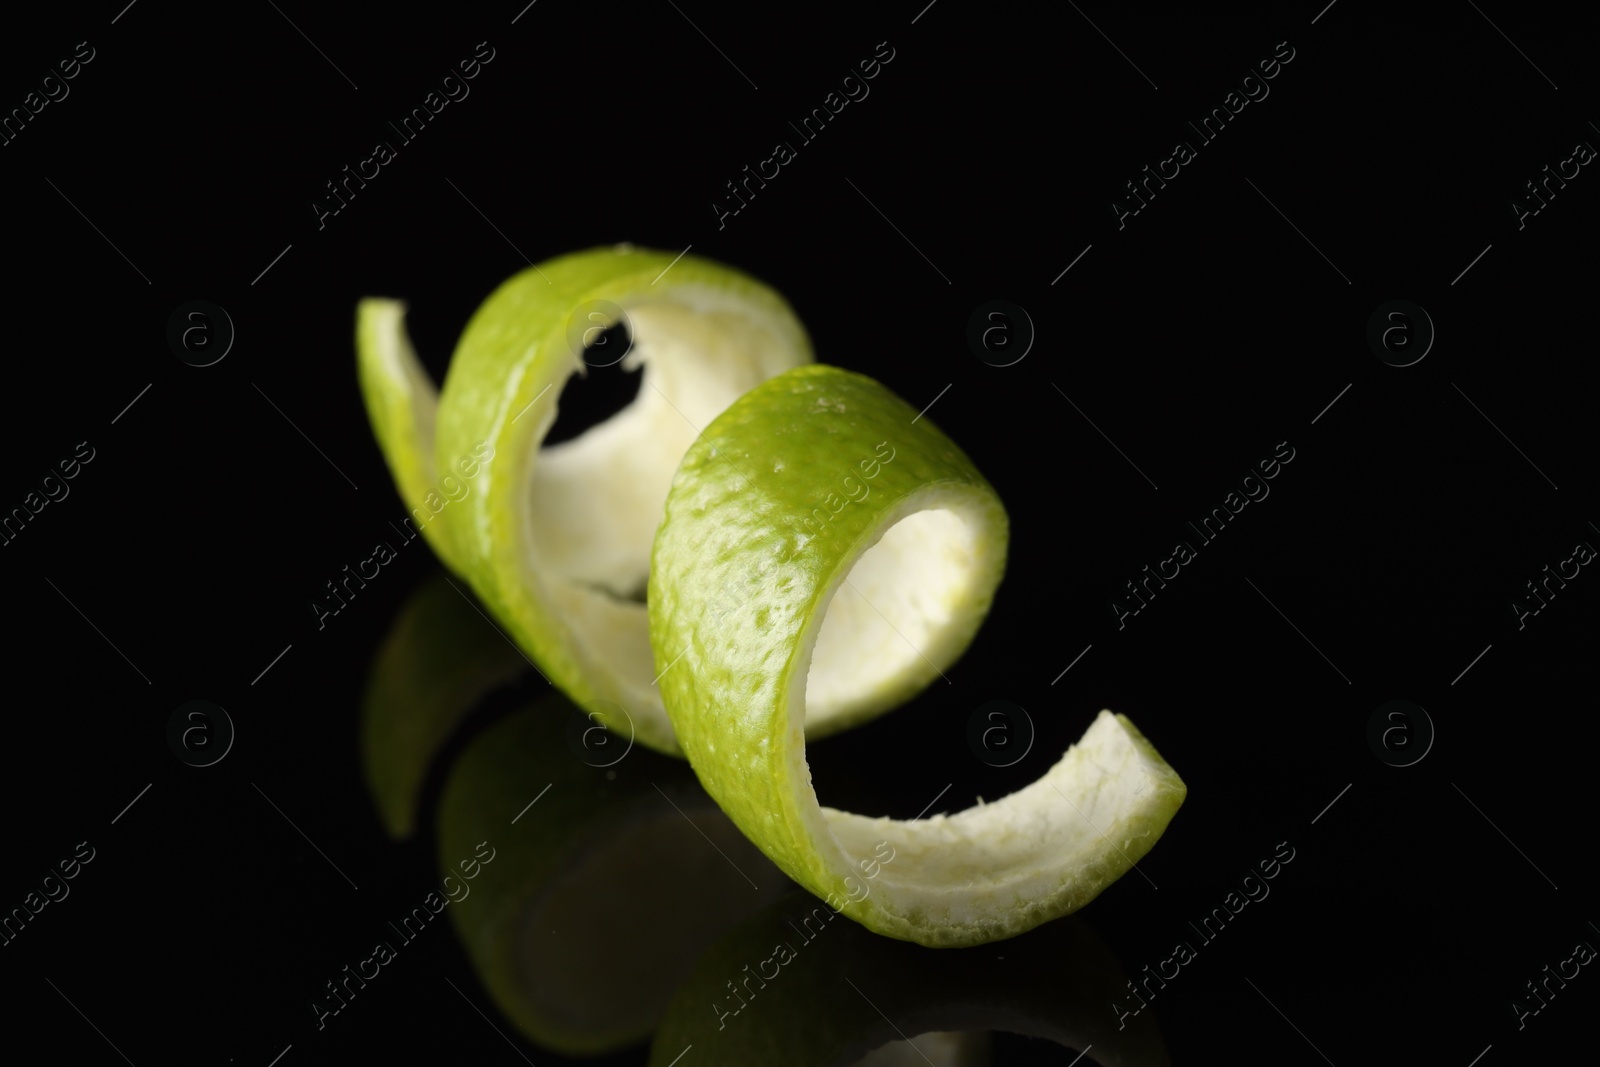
left=2, top=1, right=1597, bottom=1064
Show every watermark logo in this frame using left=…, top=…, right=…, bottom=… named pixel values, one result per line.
left=0, top=841, right=95, bottom=949
left=798, top=442, right=895, bottom=543
left=967, top=700, right=1035, bottom=767
left=565, top=299, right=633, bottom=367
left=1366, top=300, right=1433, bottom=367
left=1113, top=840, right=1295, bottom=1029
left=0, top=440, right=95, bottom=549
left=311, top=841, right=496, bottom=1029
left=0, top=40, right=95, bottom=149
left=713, top=840, right=896, bottom=1029
left=967, top=300, right=1033, bottom=367
left=711, top=42, right=896, bottom=230
left=313, top=42, right=496, bottom=230
left=1509, top=538, right=1594, bottom=630
left=167, top=300, right=235, bottom=367
left=1111, top=41, right=1296, bottom=230
left=1112, top=440, right=1296, bottom=629
left=1366, top=699, right=1433, bottom=768
left=168, top=700, right=235, bottom=767
left=567, top=700, right=635, bottom=768
left=1511, top=932, right=1594, bottom=1030
left=1510, top=137, right=1595, bottom=231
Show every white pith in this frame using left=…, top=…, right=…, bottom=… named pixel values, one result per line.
left=521, top=294, right=803, bottom=722
left=806, top=507, right=976, bottom=725
left=788, top=488, right=1174, bottom=930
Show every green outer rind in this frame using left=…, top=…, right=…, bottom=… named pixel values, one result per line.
left=649, top=365, right=1000, bottom=935
left=430, top=246, right=814, bottom=757
left=652, top=363, right=1008, bottom=739
left=355, top=298, right=460, bottom=569
left=651, top=365, right=1186, bottom=947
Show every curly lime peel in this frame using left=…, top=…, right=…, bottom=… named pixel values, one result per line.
left=357, top=245, right=814, bottom=755
left=650, top=365, right=1186, bottom=947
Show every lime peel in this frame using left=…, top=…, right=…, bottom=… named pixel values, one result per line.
left=650, top=365, right=1186, bottom=947
left=356, top=299, right=462, bottom=569
left=357, top=246, right=815, bottom=755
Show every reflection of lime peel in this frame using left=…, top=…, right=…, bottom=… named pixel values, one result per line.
left=356, top=246, right=815, bottom=755
left=853, top=1033, right=987, bottom=1067
left=709, top=839, right=897, bottom=1027
left=651, top=366, right=1186, bottom=947
left=437, top=702, right=786, bottom=1055
left=649, top=889, right=1174, bottom=1066
left=359, top=571, right=526, bottom=838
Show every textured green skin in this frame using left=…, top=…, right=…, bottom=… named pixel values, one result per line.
left=359, top=570, right=528, bottom=838
left=649, top=365, right=1012, bottom=942
left=355, top=301, right=460, bottom=569
left=436, top=698, right=779, bottom=1055
left=647, top=890, right=1172, bottom=1067
left=361, top=246, right=813, bottom=756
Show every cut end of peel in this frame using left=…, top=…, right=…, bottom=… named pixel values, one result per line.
left=815, top=711, right=1186, bottom=947
left=356, top=298, right=460, bottom=569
